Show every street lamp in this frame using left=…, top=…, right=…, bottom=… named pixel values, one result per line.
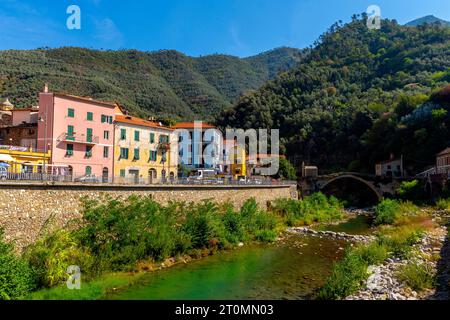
left=39, top=113, right=49, bottom=179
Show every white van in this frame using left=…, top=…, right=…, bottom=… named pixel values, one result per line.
left=189, top=169, right=216, bottom=181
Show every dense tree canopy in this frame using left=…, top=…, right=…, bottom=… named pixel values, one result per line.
left=0, top=47, right=304, bottom=121
left=217, top=16, right=450, bottom=174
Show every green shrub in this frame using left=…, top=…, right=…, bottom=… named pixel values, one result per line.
left=183, top=200, right=229, bottom=249
left=0, top=230, right=35, bottom=300
left=353, top=242, right=388, bottom=266
left=397, top=180, right=426, bottom=202
left=398, top=262, right=435, bottom=291
left=374, top=199, right=399, bottom=225
left=317, top=249, right=368, bottom=300
left=436, top=198, right=450, bottom=211
left=377, top=227, right=424, bottom=259
left=271, top=193, right=344, bottom=226
left=24, top=230, right=95, bottom=288
left=76, top=196, right=185, bottom=269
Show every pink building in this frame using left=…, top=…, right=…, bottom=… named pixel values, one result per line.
left=37, top=85, right=123, bottom=181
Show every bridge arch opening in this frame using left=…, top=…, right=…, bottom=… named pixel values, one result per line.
left=320, top=176, right=381, bottom=207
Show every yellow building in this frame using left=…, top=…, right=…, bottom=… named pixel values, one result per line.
left=223, top=140, right=246, bottom=179
left=113, top=115, right=178, bottom=184
left=0, top=145, right=51, bottom=174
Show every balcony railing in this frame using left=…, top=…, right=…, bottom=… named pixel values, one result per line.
left=57, top=133, right=99, bottom=145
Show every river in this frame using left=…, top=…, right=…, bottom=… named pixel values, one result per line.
left=105, top=234, right=348, bottom=300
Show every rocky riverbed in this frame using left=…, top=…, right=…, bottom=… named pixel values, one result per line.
left=346, top=225, right=449, bottom=300
left=287, top=227, right=375, bottom=243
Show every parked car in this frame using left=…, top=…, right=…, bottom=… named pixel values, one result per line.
left=0, top=167, right=7, bottom=180
left=74, top=174, right=100, bottom=183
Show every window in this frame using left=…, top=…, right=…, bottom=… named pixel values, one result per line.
left=134, top=148, right=140, bottom=160
left=101, top=115, right=113, bottom=124
left=120, top=128, right=126, bottom=140
left=159, top=135, right=169, bottom=143
left=149, top=150, right=158, bottom=162
left=120, top=148, right=129, bottom=160
left=68, top=108, right=75, bottom=118
left=87, top=112, right=93, bottom=121
left=120, top=169, right=126, bottom=177
left=67, top=125, right=75, bottom=141
left=161, top=150, right=167, bottom=162
left=66, top=144, right=74, bottom=156
left=103, top=146, right=109, bottom=158
left=104, top=131, right=109, bottom=140
left=134, top=130, right=140, bottom=142
left=86, top=128, right=93, bottom=143
left=150, top=133, right=155, bottom=143
left=85, top=166, right=92, bottom=175
left=85, top=146, right=93, bottom=158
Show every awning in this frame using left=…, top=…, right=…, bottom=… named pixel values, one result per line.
left=0, top=154, right=14, bottom=162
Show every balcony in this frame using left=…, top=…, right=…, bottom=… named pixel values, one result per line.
left=57, top=133, right=99, bottom=145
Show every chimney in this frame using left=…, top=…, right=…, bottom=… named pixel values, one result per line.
left=43, top=83, right=49, bottom=93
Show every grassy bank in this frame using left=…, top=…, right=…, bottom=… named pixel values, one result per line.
left=1, top=193, right=344, bottom=300
left=317, top=199, right=435, bottom=300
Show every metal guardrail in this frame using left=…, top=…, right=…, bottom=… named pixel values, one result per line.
left=0, top=172, right=296, bottom=186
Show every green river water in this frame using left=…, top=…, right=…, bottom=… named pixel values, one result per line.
left=105, top=234, right=347, bottom=300
left=30, top=216, right=372, bottom=300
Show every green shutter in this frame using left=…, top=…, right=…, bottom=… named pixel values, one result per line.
left=101, top=115, right=106, bottom=123
left=85, top=166, right=92, bottom=175
left=134, top=148, right=140, bottom=160
left=67, top=125, right=74, bottom=141
left=120, top=148, right=129, bottom=160
left=134, top=131, right=140, bottom=141
left=68, top=108, right=75, bottom=118
left=87, top=112, right=93, bottom=121
left=120, top=129, right=126, bottom=140
left=85, top=146, right=93, bottom=158
left=120, top=169, right=126, bottom=177
left=150, top=133, right=155, bottom=143
left=66, top=144, right=73, bottom=156
left=104, top=131, right=109, bottom=140
left=87, top=128, right=93, bottom=143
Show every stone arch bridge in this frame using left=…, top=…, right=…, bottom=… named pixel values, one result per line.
left=300, top=172, right=400, bottom=205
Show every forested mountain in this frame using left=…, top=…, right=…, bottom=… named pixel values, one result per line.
left=217, top=14, right=450, bottom=174
left=406, top=15, right=450, bottom=27
left=0, top=47, right=304, bottom=120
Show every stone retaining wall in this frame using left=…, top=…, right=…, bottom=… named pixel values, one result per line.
left=0, top=183, right=297, bottom=250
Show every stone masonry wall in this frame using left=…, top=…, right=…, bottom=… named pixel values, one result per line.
left=0, top=183, right=297, bottom=251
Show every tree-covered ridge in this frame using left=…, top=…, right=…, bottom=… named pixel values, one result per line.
left=217, top=16, right=450, bottom=174
left=0, top=46, right=304, bottom=121
left=405, top=15, right=450, bottom=27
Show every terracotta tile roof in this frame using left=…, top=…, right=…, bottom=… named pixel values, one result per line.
left=171, top=122, right=217, bottom=129
left=115, top=115, right=172, bottom=131
left=54, top=93, right=119, bottom=108
left=437, top=147, right=450, bottom=156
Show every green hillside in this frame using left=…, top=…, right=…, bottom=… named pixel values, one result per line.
left=0, top=47, right=303, bottom=121
left=217, top=14, right=450, bottom=174
left=406, top=15, right=450, bottom=27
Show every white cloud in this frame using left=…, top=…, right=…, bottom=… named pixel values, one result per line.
left=93, top=18, right=124, bottom=48
left=228, top=23, right=251, bottom=57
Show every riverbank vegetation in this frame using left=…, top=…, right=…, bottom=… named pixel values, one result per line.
left=1, top=193, right=344, bottom=300
left=271, top=193, right=344, bottom=226
left=317, top=199, right=434, bottom=300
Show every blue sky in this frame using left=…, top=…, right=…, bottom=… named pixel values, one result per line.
left=0, top=0, right=449, bottom=57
